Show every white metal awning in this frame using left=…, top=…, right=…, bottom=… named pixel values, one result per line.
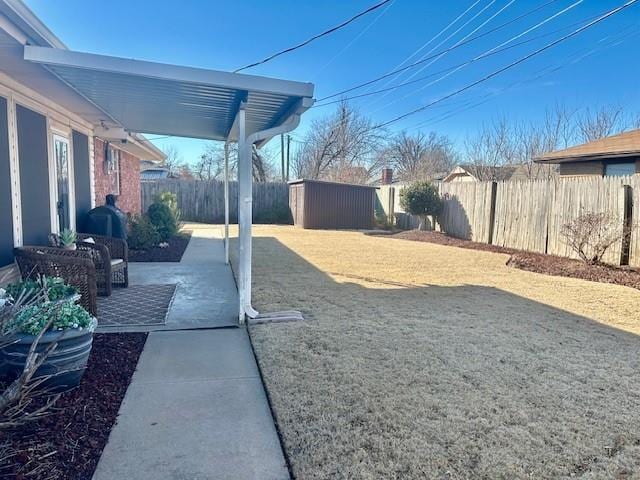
left=24, top=45, right=314, bottom=142
left=24, top=45, right=315, bottom=325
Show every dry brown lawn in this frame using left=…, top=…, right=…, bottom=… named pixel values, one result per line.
left=235, top=226, right=640, bottom=479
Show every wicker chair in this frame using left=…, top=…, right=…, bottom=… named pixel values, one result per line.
left=13, top=246, right=98, bottom=317
left=77, top=233, right=128, bottom=291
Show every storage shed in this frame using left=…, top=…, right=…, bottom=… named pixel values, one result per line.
left=289, top=179, right=376, bottom=229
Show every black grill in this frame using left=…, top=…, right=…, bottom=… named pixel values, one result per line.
left=83, top=205, right=127, bottom=239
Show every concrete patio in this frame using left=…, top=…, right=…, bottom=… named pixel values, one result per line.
left=98, top=223, right=238, bottom=332
left=93, top=224, right=289, bottom=480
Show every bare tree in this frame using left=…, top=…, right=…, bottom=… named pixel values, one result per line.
left=512, top=104, right=576, bottom=180
left=576, top=105, right=627, bottom=142
left=464, top=118, right=518, bottom=181
left=194, top=144, right=226, bottom=181
left=293, top=101, right=384, bottom=184
left=160, top=145, right=184, bottom=176
left=380, top=131, right=457, bottom=182
left=193, top=142, right=275, bottom=183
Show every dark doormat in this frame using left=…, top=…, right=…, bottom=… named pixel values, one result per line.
left=97, top=284, right=177, bottom=327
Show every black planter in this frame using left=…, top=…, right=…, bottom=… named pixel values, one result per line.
left=1, top=318, right=97, bottom=392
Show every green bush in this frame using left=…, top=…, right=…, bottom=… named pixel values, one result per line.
left=128, top=214, right=161, bottom=250
left=148, top=202, right=178, bottom=242
left=153, top=191, right=181, bottom=225
left=399, top=182, right=443, bottom=230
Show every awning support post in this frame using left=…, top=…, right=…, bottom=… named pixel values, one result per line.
left=237, top=106, right=253, bottom=324
left=236, top=98, right=312, bottom=324
left=223, top=140, right=230, bottom=265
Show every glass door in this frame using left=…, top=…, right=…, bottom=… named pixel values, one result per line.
left=53, top=134, right=71, bottom=231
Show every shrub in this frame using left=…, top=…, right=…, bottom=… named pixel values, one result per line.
left=153, top=191, right=181, bottom=225
left=560, top=211, right=629, bottom=265
left=128, top=214, right=161, bottom=250
left=148, top=202, right=178, bottom=242
left=399, top=182, right=443, bottom=231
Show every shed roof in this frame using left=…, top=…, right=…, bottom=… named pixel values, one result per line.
left=535, top=129, right=640, bottom=163
left=288, top=178, right=378, bottom=189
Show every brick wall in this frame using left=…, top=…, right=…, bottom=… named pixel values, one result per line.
left=93, top=138, right=141, bottom=214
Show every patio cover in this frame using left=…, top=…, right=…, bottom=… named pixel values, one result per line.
left=24, top=46, right=314, bottom=142
left=24, top=45, right=315, bottom=323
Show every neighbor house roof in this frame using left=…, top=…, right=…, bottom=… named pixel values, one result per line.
left=535, top=129, right=640, bottom=163
left=443, top=164, right=517, bottom=182
left=140, top=168, right=171, bottom=182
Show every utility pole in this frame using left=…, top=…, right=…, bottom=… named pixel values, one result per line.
left=286, top=134, right=291, bottom=181
left=280, top=134, right=285, bottom=182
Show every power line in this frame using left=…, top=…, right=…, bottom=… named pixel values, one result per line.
left=366, top=0, right=503, bottom=107
left=363, top=0, right=484, bottom=96
left=372, top=0, right=638, bottom=130
left=405, top=25, right=639, bottom=132
left=146, top=135, right=175, bottom=141
left=374, top=0, right=585, bottom=111
left=316, top=0, right=560, bottom=102
left=313, top=14, right=599, bottom=109
left=233, top=0, right=393, bottom=73
left=313, top=0, right=396, bottom=77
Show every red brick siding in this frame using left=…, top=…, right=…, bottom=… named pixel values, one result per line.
left=93, top=138, right=141, bottom=214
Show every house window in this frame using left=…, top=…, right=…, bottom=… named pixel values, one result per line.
left=604, top=161, right=636, bottom=177
left=106, top=145, right=120, bottom=195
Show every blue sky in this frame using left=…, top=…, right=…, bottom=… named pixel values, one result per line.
left=25, top=0, right=640, bottom=165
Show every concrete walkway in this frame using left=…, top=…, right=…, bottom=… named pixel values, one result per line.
left=93, top=224, right=289, bottom=480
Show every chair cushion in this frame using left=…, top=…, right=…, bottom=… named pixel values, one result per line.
left=83, top=237, right=96, bottom=244
left=110, top=259, right=124, bottom=267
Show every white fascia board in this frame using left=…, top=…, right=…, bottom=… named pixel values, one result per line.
left=0, top=0, right=65, bottom=48
left=24, top=46, right=315, bottom=99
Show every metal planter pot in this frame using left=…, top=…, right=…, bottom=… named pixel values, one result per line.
left=1, top=318, right=97, bottom=392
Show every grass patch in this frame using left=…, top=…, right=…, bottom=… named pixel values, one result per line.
left=236, top=226, right=640, bottom=479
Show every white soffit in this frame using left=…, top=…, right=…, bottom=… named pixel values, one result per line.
left=24, top=45, right=315, bottom=141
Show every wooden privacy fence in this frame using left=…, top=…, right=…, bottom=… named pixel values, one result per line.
left=141, top=180, right=289, bottom=223
left=378, top=176, right=640, bottom=266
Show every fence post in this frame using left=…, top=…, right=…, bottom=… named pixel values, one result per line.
left=621, top=184, right=633, bottom=265
left=487, top=181, right=498, bottom=245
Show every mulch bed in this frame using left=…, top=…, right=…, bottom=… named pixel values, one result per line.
left=388, top=230, right=640, bottom=291
left=0, top=333, right=147, bottom=480
left=128, top=230, right=192, bottom=262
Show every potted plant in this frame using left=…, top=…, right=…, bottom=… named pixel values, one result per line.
left=59, top=228, right=77, bottom=250
left=0, top=276, right=97, bottom=392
